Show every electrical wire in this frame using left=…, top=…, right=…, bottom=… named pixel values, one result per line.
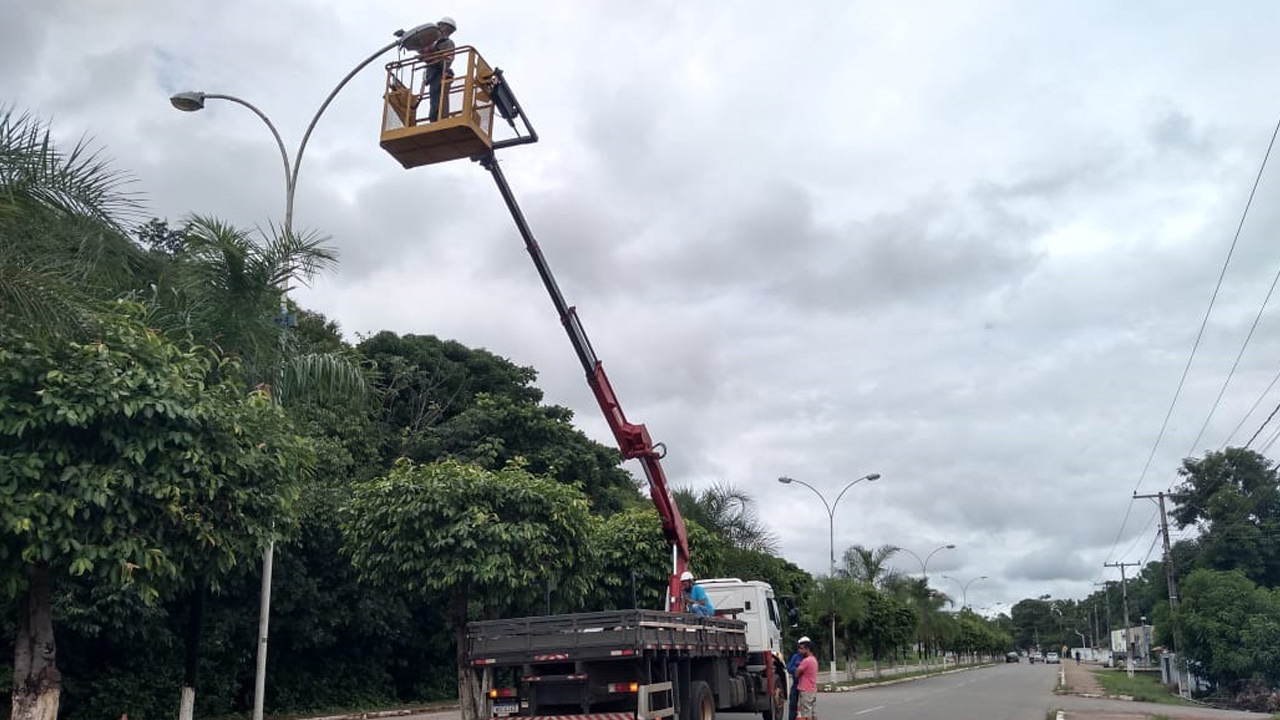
left=1103, top=109, right=1280, bottom=568
left=1191, top=256, right=1280, bottom=453
left=1260, top=423, right=1280, bottom=454
left=1222, top=365, right=1280, bottom=448
left=1245, top=397, right=1280, bottom=448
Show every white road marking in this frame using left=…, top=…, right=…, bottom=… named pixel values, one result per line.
left=854, top=706, right=884, bottom=715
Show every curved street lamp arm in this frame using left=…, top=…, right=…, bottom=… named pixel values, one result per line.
left=289, top=39, right=401, bottom=235
left=831, top=474, right=874, bottom=514
left=203, top=93, right=292, bottom=220
left=924, top=544, right=950, bottom=570
left=898, top=546, right=926, bottom=574
left=787, top=478, right=833, bottom=519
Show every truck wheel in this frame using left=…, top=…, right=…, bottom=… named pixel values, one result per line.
left=682, top=680, right=714, bottom=720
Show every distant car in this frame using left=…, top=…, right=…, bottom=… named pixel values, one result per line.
left=1005, top=652, right=1019, bottom=663
left=1045, top=652, right=1061, bottom=664
left=1028, top=652, right=1043, bottom=664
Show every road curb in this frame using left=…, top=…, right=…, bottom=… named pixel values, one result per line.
left=296, top=706, right=459, bottom=720
left=819, top=663, right=997, bottom=693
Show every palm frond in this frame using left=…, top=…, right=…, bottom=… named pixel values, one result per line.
left=271, top=352, right=371, bottom=409
left=262, top=221, right=339, bottom=290
left=0, top=106, right=142, bottom=232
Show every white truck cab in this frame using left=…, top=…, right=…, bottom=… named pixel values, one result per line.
left=698, top=579, right=789, bottom=655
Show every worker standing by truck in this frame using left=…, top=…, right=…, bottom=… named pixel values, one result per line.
left=795, top=637, right=819, bottom=720
left=787, top=639, right=806, bottom=720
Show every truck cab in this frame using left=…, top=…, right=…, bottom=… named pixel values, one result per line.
left=700, top=579, right=785, bottom=656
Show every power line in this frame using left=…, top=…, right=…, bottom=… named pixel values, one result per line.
left=1246, top=398, right=1280, bottom=448
left=1261, top=423, right=1280, bottom=454
left=1188, top=110, right=1280, bottom=453
left=1105, top=109, right=1280, bottom=567
left=1221, top=364, right=1280, bottom=448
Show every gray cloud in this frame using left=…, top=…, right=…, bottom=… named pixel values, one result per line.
left=8, top=0, right=1280, bottom=608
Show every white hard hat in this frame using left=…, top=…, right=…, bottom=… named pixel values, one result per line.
left=798, top=636, right=812, bottom=645
left=438, top=16, right=457, bottom=30
left=680, top=571, right=694, bottom=582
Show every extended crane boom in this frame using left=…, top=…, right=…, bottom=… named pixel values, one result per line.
left=478, top=153, right=692, bottom=612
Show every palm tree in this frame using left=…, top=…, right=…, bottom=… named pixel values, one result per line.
left=156, top=215, right=369, bottom=720
left=841, top=543, right=901, bottom=588
left=164, top=215, right=368, bottom=405
left=0, top=107, right=144, bottom=337
left=884, top=575, right=952, bottom=665
left=673, top=481, right=779, bottom=554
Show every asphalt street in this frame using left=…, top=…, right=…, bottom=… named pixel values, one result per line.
left=725, top=662, right=1056, bottom=720
left=392, top=663, right=1270, bottom=720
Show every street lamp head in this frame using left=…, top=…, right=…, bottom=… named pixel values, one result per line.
left=777, top=476, right=794, bottom=485
left=865, top=473, right=882, bottom=481
left=979, top=575, right=988, bottom=580
left=170, top=91, right=207, bottom=112
left=396, top=22, right=441, bottom=53
left=945, top=544, right=956, bottom=549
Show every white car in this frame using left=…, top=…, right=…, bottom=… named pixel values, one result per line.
left=1045, top=652, right=1061, bottom=664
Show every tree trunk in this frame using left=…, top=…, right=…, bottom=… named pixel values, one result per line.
left=455, top=587, right=489, bottom=720
left=178, top=576, right=207, bottom=720
left=11, top=565, right=60, bottom=720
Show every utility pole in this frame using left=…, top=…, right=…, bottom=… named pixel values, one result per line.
left=1090, top=601, right=1098, bottom=649
left=1104, top=561, right=1139, bottom=678
left=1094, top=582, right=1113, bottom=650
left=1135, top=491, right=1188, bottom=697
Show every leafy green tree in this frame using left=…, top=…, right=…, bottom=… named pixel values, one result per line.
left=674, top=482, right=778, bottom=553
left=1171, top=447, right=1280, bottom=587
left=360, top=332, right=640, bottom=513
left=586, top=508, right=726, bottom=612
left=340, top=459, right=596, bottom=720
left=840, top=544, right=901, bottom=588
left=863, top=591, right=917, bottom=676
left=0, top=304, right=314, bottom=720
left=1169, top=568, right=1280, bottom=690
left=154, top=215, right=369, bottom=719
left=885, top=576, right=950, bottom=662
left=801, top=576, right=868, bottom=675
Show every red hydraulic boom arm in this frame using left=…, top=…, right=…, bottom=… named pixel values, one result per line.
left=478, top=154, right=692, bottom=613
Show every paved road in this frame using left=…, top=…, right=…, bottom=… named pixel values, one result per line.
left=725, top=662, right=1057, bottom=720
left=385, top=663, right=1270, bottom=720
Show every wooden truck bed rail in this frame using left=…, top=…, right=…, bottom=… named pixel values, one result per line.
left=467, top=610, right=748, bottom=665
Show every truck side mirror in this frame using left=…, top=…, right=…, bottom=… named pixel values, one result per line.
left=780, top=595, right=800, bottom=628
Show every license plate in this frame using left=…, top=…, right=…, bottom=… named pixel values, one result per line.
left=492, top=702, right=518, bottom=717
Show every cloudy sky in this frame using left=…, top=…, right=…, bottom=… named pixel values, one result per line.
left=7, top=0, right=1280, bottom=611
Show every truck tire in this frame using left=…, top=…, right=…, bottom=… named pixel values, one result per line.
left=682, top=680, right=714, bottom=720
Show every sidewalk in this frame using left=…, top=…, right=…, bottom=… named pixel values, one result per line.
left=1062, top=660, right=1107, bottom=697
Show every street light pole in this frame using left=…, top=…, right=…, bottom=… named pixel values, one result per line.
left=898, top=543, right=955, bottom=581
left=169, top=25, right=435, bottom=720
left=941, top=574, right=988, bottom=610
left=778, top=472, right=880, bottom=682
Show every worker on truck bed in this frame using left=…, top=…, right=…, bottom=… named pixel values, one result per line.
left=680, top=571, right=715, bottom=616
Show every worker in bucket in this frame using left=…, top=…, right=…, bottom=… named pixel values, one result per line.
left=420, top=16, right=457, bottom=122
left=680, top=571, right=715, bottom=616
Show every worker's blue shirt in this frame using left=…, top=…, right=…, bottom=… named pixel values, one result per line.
left=787, top=652, right=803, bottom=676
left=687, top=584, right=714, bottom=613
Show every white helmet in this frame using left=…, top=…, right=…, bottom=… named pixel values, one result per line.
left=438, top=16, right=457, bottom=31
left=680, top=571, right=694, bottom=582
left=798, top=636, right=812, bottom=645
